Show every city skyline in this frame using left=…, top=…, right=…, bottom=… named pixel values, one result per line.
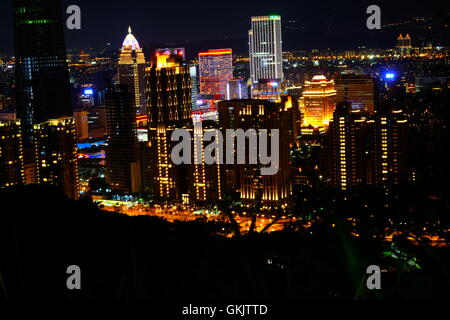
left=1, top=0, right=450, bottom=55
left=1, top=0, right=449, bottom=305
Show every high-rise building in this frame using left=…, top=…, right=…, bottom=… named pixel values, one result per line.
left=13, top=0, right=72, bottom=145
left=372, top=107, right=409, bottom=189
left=218, top=99, right=292, bottom=209
left=328, top=103, right=410, bottom=191
left=33, top=118, right=79, bottom=199
left=248, top=16, right=283, bottom=86
left=191, top=120, right=223, bottom=204
left=300, top=75, right=337, bottom=130
left=118, top=27, right=147, bottom=114
left=13, top=0, right=79, bottom=198
left=105, top=84, right=141, bottom=194
left=189, top=65, right=199, bottom=109
left=146, top=51, right=192, bottom=201
left=329, top=103, right=372, bottom=190
left=0, top=120, right=25, bottom=189
left=198, top=49, right=233, bottom=99
left=335, top=75, right=374, bottom=113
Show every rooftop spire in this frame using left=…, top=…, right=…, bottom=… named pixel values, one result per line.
left=128, top=26, right=132, bottom=34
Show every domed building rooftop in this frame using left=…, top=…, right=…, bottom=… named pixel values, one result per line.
left=122, top=26, right=141, bottom=51
left=311, top=75, right=328, bottom=81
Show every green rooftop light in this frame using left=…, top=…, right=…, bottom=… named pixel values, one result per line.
left=22, top=19, right=55, bottom=25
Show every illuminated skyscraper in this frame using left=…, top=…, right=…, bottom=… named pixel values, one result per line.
left=189, top=65, right=199, bottom=109
left=13, top=0, right=72, bottom=145
left=105, top=84, right=141, bottom=194
left=33, top=118, right=79, bottom=199
left=0, top=120, right=25, bottom=189
left=248, top=16, right=283, bottom=86
left=329, top=103, right=371, bottom=190
left=198, top=49, right=233, bottom=99
left=335, top=75, right=374, bottom=113
left=13, top=0, right=79, bottom=198
left=300, top=75, right=337, bottom=130
left=146, top=51, right=192, bottom=201
left=118, top=27, right=147, bottom=114
left=372, top=107, right=409, bottom=189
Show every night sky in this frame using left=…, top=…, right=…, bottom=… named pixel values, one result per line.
left=0, top=0, right=449, bottom=54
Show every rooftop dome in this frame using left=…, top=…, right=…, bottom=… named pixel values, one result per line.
left=122, top=26, right=141, bottom=51
left=311, top=75, right=328, bottom=81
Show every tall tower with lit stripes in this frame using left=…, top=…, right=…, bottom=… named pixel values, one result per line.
left=118, top=27, right=147, bottom=114
left=248, top=16, right=283, bottom=85
left=145, top=51, right=193, bottom=201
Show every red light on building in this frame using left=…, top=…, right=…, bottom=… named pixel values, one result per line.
left=199, top=49, right=233, bottom=56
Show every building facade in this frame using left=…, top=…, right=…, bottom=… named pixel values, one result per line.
left=249, top=15, right=284, bottom=85
left=328, top=103, right=410, bottom=191
left=146, top=51, right=193, bottom=201
left=300, top=75, right=337, bottom=130
left=218, top=99, right=292, bottom=210
left=335, top=75, right=374, bottom=114
left=199, top=49, right=233, bottom=100
left=33, top=118, right=79, bottom=199
left=0, top=120, right=25, bottom=189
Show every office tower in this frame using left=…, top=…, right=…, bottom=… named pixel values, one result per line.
left=329, top=102, right=371, bottom=190
left=299, top=75, right=337, bottom=129
left=198, top=49, right=233, bottom=99
left=226, top=79, right=248, bottom=100
left=335, top=75, right=375, bottom=113
left=33, top=118, right=79, bottom=199
left=218, top=100, right=292, bottom=209
left=146, top=51, right=192, bottom=201
left=248, top=15, right=283, bottom=85
left=13, top=0, right=72, bottom=145
left=105, top=84, right=141, bottom=194
left=118, top=27, right=147, bottom=114
left=0, top=120, right=25, bottom=189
